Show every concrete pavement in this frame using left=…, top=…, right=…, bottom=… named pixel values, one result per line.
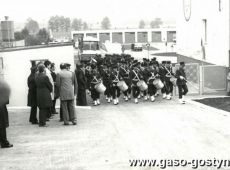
left=0, top=96, right=230, bottom=170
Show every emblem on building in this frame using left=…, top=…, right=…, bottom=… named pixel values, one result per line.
left=183, top=0, right=191, bottom=21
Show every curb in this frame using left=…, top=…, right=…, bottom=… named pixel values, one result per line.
left=186, top=98, right=230, bottom=116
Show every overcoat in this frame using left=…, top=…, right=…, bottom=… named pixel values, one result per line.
left=35, top=73, right=53, bottom=108
left=27, top=73, right=37, bottom=107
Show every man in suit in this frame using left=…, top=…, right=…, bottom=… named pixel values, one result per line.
left=75, top=63, right=87, bottom=106
left=56, top=64, right=77, bottom=125
left=0, top=79, right=13, bottom=148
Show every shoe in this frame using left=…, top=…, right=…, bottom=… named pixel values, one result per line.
left=125, top=96, right=128, bottom=101
left=105, top=96, right=108, bottom=100
left=1, top=142, right=13, bottom=148
left=97, top=99, right=100, bottom=105
left=128, top=95, right=131, bottom=99
left=150, top=96, right=155, bottom=102
left=63, top=123, right=69, bottom=126
left=116, top=98, right=119, bottom=104
left=182, top=95, right=186, bottom=103
left=144, top=96, right=148, bottom=101
left=93, top=101, right=98, bottom=106
left=72, top=121, right=77, bottom=125
left=162, top=93, right=166, bottom=99
left=138, top=95, right=141, bottom=99
left=107, top=98, right=111, bottom=103
left=134, top=98, right=138, bottom=104
left=39, top=124, right=48, bottom=127
left=179, top=99, right=184, bottom=104
left=166, top=95, right=171, bottom=100
left=113, top=99, right=117, bottom=105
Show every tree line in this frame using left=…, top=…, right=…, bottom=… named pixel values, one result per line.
left=14, top=16, right=163, bottom=46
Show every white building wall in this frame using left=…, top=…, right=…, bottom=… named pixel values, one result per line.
left=0, top=45, right=74, bottom=107
left=177, top=0, right=230, bottom=66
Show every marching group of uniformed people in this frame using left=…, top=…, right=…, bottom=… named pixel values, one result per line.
left=81, top=54, right=188, bottom=106
left=26, top=54, right=189, bottom=127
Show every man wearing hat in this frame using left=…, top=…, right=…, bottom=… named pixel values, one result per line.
left=119, top=61, right=131, bottom=101
left=75, top=63, right=87, bottom=106
left=101, top=64, right=112, bottom=103
left=110, top=64, right=121, bottom=105
left=175, top=62, right=188, bottom=104
left=89, top=64, right=102, bottom=106
left=159, top=61, right=167, bottom=99
left=139, top=62, right=149, bottom=100
left=146, top=62, right=159, bottom=102
left=165, top=61, right=174, bottom=100
left=130, top=62, right=142, bottom=103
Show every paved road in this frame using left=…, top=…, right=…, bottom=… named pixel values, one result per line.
left=0, top=96, right=230, bottom=170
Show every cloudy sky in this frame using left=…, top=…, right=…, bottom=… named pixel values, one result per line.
left=0, top=0, right=178, bottom=28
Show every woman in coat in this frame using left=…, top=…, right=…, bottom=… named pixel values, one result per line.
left=35, top=64, right=53, bottom=127
left=27, top=66, right=38, bottom=124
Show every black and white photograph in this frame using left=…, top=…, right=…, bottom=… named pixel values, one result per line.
left=0, top=0, right=230, bottom=169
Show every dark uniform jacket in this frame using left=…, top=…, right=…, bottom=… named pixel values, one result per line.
left=175, top=67, right=187, bottom=85
left=101, top=70, right=112, bottom=87
left=165, top=66, right=174, bottom=82
left=35, top=73, right=53, bottom=108
left=159, top=66, right=167, bottom=82
left=110, top=71, right=121, bottom=85
left=130, top=69, right=142, bottom=86
left=146, top=68, right=159, bottom=84
left=75, top=68, right=87, bottom=90
left=139, top=68, right=149, bottom=83
left=119, top=66, right=131, bottom=85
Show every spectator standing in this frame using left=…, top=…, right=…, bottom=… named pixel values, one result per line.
left=35, top=64, right=53, bottom=127
left=56, top=63, right=77, bottom=125
left=27, top=66, right=38, bottom=124
left=44, top=60, right=54, bottom=119
left=50, top=63, right=58, bottom=114
left=0, top=79, right=13, bottom=148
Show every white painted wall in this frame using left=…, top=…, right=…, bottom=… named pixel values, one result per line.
left=0, top=45, right=74, bottom=107
left=176, top=0, right=230, bottom=66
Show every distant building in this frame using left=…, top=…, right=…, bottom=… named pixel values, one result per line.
left=177, top=0, right=229, bottom=67
left=0, top=16, right=14, bottom=47
left=71, top=28, right=176, bottom=44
